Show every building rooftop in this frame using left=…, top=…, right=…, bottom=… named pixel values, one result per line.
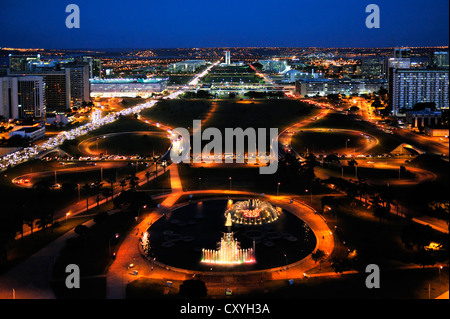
left=90, top=78, right=168, bottom=84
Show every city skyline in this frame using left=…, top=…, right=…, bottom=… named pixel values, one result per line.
left=0, top=0, right=448, bottom=308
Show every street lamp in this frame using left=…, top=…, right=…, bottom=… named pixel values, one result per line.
left=109, top=233, right=119, bottom=257
left=66, top=212, right=70, bottom=222
left=345, top=139, right=350, bottom=154
left=229, top=176, right=232, bottom=190
left=283, top=253, right=288, bottom=281
left=305, top=189, right=312, bottom=204
left=277, top=182, right=280, bottom=196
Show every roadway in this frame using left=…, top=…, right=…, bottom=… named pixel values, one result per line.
left=105, top=163, right=335, bottom=298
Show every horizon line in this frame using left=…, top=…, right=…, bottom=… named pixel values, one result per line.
left=1, top=45, right=449, bottom=52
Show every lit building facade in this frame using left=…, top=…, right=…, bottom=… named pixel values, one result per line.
left=0, top=76, right=44, bottom=119
left=258, top=60, right=288, bottom=74
left=390, top=69, right=449, bottom=115
left=433, top=51, right=449, bottom=69
left=361, top=56, right=383, bottom=79
left=90, top=78, right=168, bottom=97
left=224, top=50, right=231, bottom=65
left=295, top=78, right=387, bottom=97
left=168, top=60, right=206, bottom=73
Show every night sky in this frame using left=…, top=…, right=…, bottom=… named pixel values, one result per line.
left=0, top=0, right=448, bottom=49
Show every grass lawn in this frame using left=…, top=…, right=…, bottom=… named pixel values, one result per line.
left=251, top=267, right=449, bottom=299
left=141, top=99, right=213, bottom=128
left=126, top=278, right=183, bottom=299
left=291, top=130, right=369, bottom=155
left=176, top=163, right=332, bottom=197
left=51, top=207, right=140, bottom=298
left=168, top=75, right=194, bottom=85
left=0, top=216, right=93, bottom=275
left=93, top=132, right=170, bottom=157
left=303, top=112, right=402, bottom=154
left=202, top=74, right=262, bottom=84
left=60, top=115, right=164, bottom=157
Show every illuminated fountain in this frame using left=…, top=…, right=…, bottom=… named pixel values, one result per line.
left=201, top=233, right=255, bottom=265
left=201, top=210, right=255, bottom=265
left=225, top=199, right=281, bottom=225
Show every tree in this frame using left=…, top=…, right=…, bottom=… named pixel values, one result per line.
left=371, top=97, right=383, bottom=109
left=377, top=86, right=388, bottom=97
left=321, top=195, right=336, bottom=211
left=373, top=205, right=389, bottom=223
left=401, top=223, right=434, bottom=250
left=127, top=173, right=139, bottom=191
left=23, top=209, right=36, bottom=237
left=145, top=170, right=151, bottom=185
left=324, top=154, right=340, bottom=166
left=347, top=159, right=358, bottom=167
left=179, top=279, right=207, bottom=298
left=414, top=248, right=436, bottom=268
left=82, top=183, right=92, bottom=213
left=74, top=224, right=90, bottom=236
left=91, top=180, right=104, bottom=209
left=106, top=176, right=116, bottom=201
left=330, top=257, right=351, bottom=273
left=119, top=179, right=127, bottom=191
left=113, top=190, right=156, bottom=212
left=35, top=208, right=54, bottom=232
left=311, top=249, right=326, bottom=270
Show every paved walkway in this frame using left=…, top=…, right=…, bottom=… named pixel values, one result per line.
left=104, top=164, right=335, bottom=298
left=0, top=219, right=95, bottom=299
left=106, top=164, right=184, bottom=298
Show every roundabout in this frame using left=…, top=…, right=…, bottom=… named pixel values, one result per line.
left=125, top=184, right=335, bottom=281
left=78, top=131, right=171, bottom=157
left=140, top=198, right=317, bottom=272
left=290, top=128, right=378, bottom=156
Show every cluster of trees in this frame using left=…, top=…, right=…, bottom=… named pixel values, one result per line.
left=277, top=152, right=317, bottom=193
left=0, top=188, right=57, bottom=265
left=182, top=90, right=213, bottom=99
left=0, top=135, right=31, bottom=147
left=321, top=176, right=448, bottom=270
left=243, top=91, right=284, bottom=98
left=323, top=176, right=397, bottom=222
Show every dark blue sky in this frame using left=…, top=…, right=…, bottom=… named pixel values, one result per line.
left=0, top=0, right=448, bottom=49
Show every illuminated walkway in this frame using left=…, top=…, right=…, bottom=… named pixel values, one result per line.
left=105, top=163, right=335, bottom=298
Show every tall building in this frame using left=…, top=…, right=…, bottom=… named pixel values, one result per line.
left=433, top=51, right=449, bottom=69
left=25, top=69, right=71, bottom=111
left=390, top=69, right=449, bottom=116
left=361, top=56, right=383, bottom=79
left=7, top=58, right=91, bottom=110
left=295, top=78, right=387, bottom=97
left=168, top=60, right=206, bottom=73
left=224, top=51, right=231, bottom=65
left=90, top=78, right=168, bottom=98
left=8, top=54, right=41, bottom=73
left=386, top=48, right=411, bottom=77
left=0, top=76, right=44, bottom=119
left=387, top=48, right=412, bottom=104
left=394, top=48, right=411, bottom=59
left=79, top=56, right=102, bottom=78
left=64, top=64, right=90, bottom=106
